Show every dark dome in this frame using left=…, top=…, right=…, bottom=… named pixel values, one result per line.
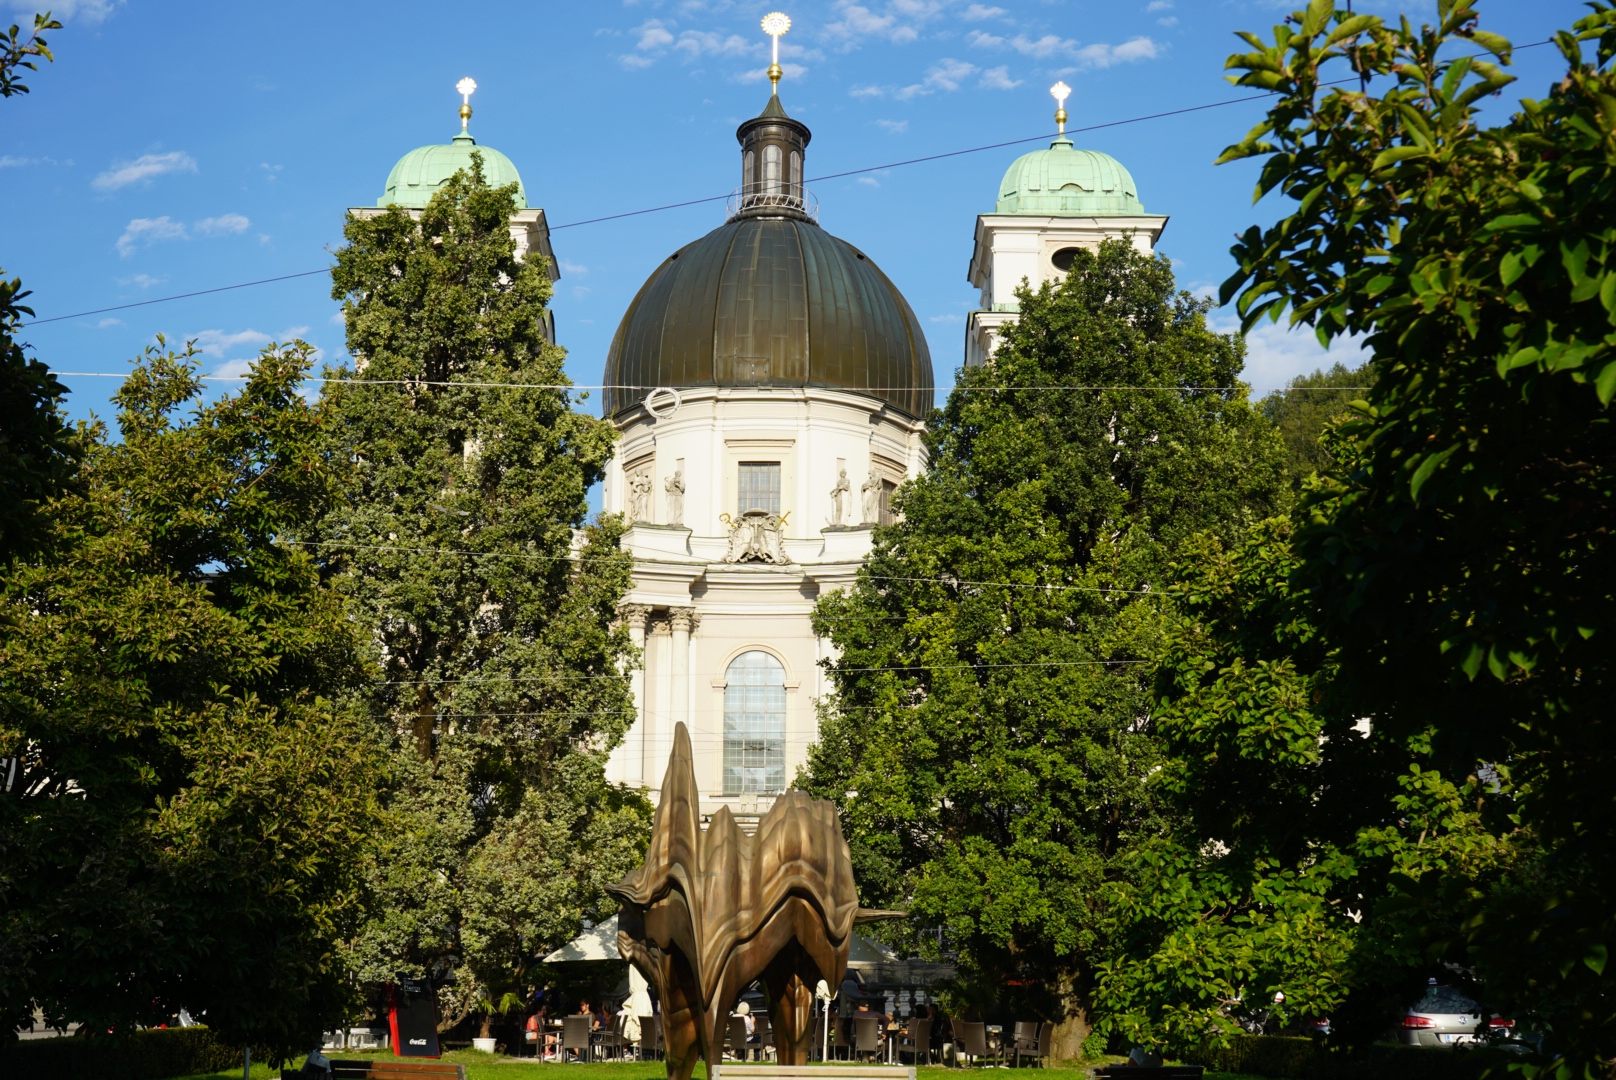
left=604, top=217, right=934, bottom=419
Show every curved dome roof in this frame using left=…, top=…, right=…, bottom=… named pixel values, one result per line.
left=997, top=138, right=1143, bottom=216
left=379, top=132, right=527, bottom=210
left=605, top=217, right=934, bottom=419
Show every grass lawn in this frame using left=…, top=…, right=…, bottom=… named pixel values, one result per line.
left=169, top=1055, right=1267, bottom=1080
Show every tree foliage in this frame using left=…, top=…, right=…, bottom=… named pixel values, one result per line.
left=0, top=274, right=80, bottom=564
left=319, top=156, right=648, bottom=1025
left=0, top=342, right=381, bottom=1056
left=0, top=11, right=58, bottom=99
left=1259, top=362, right=1370, bottom=487
left=1101, top=3, right=1616, bottom=1073
left=801, top=240, right=1286, bottom=1057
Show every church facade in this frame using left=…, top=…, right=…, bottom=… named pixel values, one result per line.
left=370, top=63, right=1166, bottom=821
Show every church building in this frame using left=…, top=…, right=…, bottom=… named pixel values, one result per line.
left=369, top=29, right=1165, bottom=823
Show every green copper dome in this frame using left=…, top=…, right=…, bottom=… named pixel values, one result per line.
left=379, top=132, right=527, bottom=209
left=996, top=137, right=1144, bottom=216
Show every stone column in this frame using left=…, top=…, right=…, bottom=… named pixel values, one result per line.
left=621, top=604, right=651, bottom=786
left=669, top=609, right=697, bottom=744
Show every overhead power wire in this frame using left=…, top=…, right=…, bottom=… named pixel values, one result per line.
left=19, top=39, right=1551, bottom=330
left=48, top=372, right=1369, bottom=391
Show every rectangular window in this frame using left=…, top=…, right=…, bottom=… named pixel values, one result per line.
left=738, top=462, right=781, bottom=515
left=879, top=479, right=898, bottom=525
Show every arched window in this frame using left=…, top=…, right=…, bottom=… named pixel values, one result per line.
left=789, top=151, right=801, bottom=198
left=723, top=651, right=786, bottom=795
left=763, top=145, right=782, bottom=196
left=744, top=150, right=755, bottom=195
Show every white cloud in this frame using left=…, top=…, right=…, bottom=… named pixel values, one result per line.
left=189, top=329, right=273, bottom=358
left=979, top=65, right=1021, bottom=90
left=929, top=313, right=964, bottom=324
left=119, top=273, right=165, bottom=289
left=1076, top=37, right=1160, bottom=67
left=195, top=213, right=250, bottom=236
left=98, top=318, right=122, bottom=328
left=858, top=176, right=881, bottom=187
left=674, top=29, right=752, bottom=58
left=92, top=150, right=196, bottom=192
left=1146, top=0, right=1173, bottom=10
left=849, top=84, right=886, bottom=98
left=824, top=0, right=929, bottom=49
left=961, top=3, right=1007, bottom=19
left=968, top=30, right=1095, bottom=59
left=875, top=118, right=909, bottom=134
left=1157, top=16, right=1178, bottom=26
left=329, top=311, right=347, bottom=326
left=116, top=213, right=251, bottom=256
left=0, top=154, right=58, bottom=168
left=560, top=260, right=590, bottom=276
left=10, top=0, right=119, bottom=21
left=1214, top=316, right=1369, bottom=392
left=116, top=216, right=187, bottom=257
left=635, top=19, right=675, bottom=49
left=895, top=57, right=977, bottom=99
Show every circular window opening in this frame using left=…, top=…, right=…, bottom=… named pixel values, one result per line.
left=1051, top=246, right=1082, bottom=272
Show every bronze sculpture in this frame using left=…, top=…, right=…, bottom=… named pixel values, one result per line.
left=610, top=722, right=894, bottom=1080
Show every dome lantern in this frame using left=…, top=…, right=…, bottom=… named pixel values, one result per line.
left=732, top=13, right=813, bottom=222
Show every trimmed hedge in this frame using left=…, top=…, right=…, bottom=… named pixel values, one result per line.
left=1, top=1027, right=242, bottom=1080
left=1192, top=1034, right=1519, bottom=1080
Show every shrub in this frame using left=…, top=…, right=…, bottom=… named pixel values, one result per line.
left=1190, top=1034, right=1519, bottom=1080
left=0, top=1027, right=242, bottom=1080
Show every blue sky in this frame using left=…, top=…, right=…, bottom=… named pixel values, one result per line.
left=0, top=0, right=1588, bottom=432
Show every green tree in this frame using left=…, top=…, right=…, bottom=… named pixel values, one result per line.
left=0, top=341, right=381, bottom=1055
left=801, top=240, right=1287, bottom=1058
left=1, top=11, right=59, bottom=98
left=1259, top=361, right=1370, bottom=486
left=0, top=13, right=78, bottom=563
left=0, top=274, right=80, bottom=563
left=1103, top=2, right=1616, bottom=1072
left=319, top=155, right=649, bottom=1028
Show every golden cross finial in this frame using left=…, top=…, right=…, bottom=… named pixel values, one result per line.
left=761, top=12, right=791, bottom=92
left=456, top=77, right=477, bottom=133
left=1050, top=81, right=1071, bottom=134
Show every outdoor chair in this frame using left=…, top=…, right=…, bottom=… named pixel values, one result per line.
left=898, top=1017, right=932, bottom=1065
left=854, top=1016, right=883, bottom=1063
left=561, top=1015, right=592, bottom=1063
left=1014, top=1028, right=1040, bottom=1067
left=595, top=1014, right=628, bottom=1061
left=753, top=1014, right=774, bottom=1060
left=638, top=1015, right=661, bottom=1061
left=952, top=1019, right=996, bottom=1067
left=726, top=1016, right=749, bottom=1061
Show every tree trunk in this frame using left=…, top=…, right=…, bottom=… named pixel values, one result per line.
left=414, top=683, right=435, bottom=762
left=480, top=1015, right=493, bottom=1039
left=1049, top=973, right=1092, bottom=1063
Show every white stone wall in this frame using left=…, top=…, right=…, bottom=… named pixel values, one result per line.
left=601, top=388, right=926, bottom=815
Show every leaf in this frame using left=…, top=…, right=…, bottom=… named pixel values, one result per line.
left=1501, top=251, right=1528, bottom=287
left=1459, top=642, right=1486, bottom=681
left=1586, top=944, right=1608, bottom=976
left=1409, top=444, right=1459, bottom=500
left=1371, top=146, right=1430, bottom=172
left=1596, top=359, right=1616, bottom=405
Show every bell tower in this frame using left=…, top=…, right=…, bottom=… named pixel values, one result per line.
left=965, top=82, right=1170, bottom=367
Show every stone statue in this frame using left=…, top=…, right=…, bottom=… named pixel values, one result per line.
left=861, top=469, right=882, bottom=525
left=628, top=470, right=653, bottom=524
left=828, top=468, right=851, bottom=526
left=664, top=469, right=685, bottom=527
left=720, top=510, right=791, bottom=564
left=610, top=723, right=900, bottom=1080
